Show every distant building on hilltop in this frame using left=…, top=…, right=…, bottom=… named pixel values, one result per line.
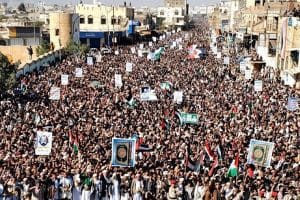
left=164, top=0, right=187, bottom=8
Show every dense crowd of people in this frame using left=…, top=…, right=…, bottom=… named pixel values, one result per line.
left=0, top=19, right=299, bottom=200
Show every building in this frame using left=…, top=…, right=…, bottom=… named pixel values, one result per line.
left=229, top=0, right=246, bottom=31
left=75, top=2, right=134, bottom=48
left=165, top=0, right=187, bottom=8
left=190, top=5, right=215, bottom=17
left=0, top=23, right=41, bottom=46
left=49, top=12, right=80, bottom=50
left=0, top=2, right=7, bottom=15
left=278, top=17, right=300, bottom=88
left=157, top=6, right=186, bottom=29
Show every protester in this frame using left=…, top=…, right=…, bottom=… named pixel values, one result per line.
left=0, top=18, right=299, bottom=200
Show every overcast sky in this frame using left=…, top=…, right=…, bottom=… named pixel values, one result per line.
left=8, top=0, right=219, bottom=7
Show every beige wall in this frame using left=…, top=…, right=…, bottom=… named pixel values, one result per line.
left=75, top=4, right=133, bottom=32
left=49, top=13, right=74, bottom=49
left=0, top=45, right=37, bottom=68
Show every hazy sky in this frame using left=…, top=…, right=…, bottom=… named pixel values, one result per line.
left=8, top=0, right=219, bottom=7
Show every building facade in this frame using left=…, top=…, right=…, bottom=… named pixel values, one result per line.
left=49, top=12, right=80, bottom=50
left=157, top=7, right=186, bottom=29
left=75, top=2, right=134, bottom=48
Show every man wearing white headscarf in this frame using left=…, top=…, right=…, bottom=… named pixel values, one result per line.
left=131, top=174, right=144, bottom=200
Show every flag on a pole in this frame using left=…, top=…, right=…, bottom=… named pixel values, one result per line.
left=216, top=145, right=222, bottom=160
left=69, top=131, right=79, bottom=154
left=127, top=98, right=136, bottom=108
left=153, top=47, right=164, bottom=61
left=205, top=141, right=214, bottom=161
left=185, top=149, right=200, bottom=172
left=208, top=156, right=219, bottom=176
left=73, top=138, right=79, bottom=154
left=227, top=155, right=239, bottom=177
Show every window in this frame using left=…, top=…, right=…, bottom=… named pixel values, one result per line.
left=111, top=16, right=116, bottom=25
left=160, top=11, right=164, bottom=15
left=175, top=10, right=179, bottom=15
left=118, top=16, right=121, bottom=25
left=80, top=15, right=85, bottom=24
left=101, top=16, right=106, bottom=24
left=55, top=29, right=59, bottom=36
left=88, top=15, right=93, bottom=24
left=268, top=39, right=276, bottom=56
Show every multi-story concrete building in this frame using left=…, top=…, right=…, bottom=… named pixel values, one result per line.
left=278, top=17, right=300, bottom=87
left=157, top=6, right=186, bottom=29
left=75, top=2, right=134, bottom=48
left=49, top=12, right=80, bottom=50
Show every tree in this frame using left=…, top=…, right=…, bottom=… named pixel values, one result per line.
left=0, top=52, right=17, bottom=96
left=36, top=40, right=51, bottom=57
left=65, top=40, right=89, bottom=56
left=18, top=3, right=26, bottom=12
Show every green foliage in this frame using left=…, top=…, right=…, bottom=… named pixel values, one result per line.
left=36, top=40, right=51, bottom=57
left=0, top=52, right=17, bottom=95
left=65, top=40, right=89, bottom=56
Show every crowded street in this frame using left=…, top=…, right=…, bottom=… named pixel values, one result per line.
left=0, top=20, right=299, bottom=200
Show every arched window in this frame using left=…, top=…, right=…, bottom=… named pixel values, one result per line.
left=175, top=10, right=179, bottom=15
left=160, top=11, right=164, bottom=15
left=117, top=16, right=121, bottom=25
left=88, top=15, right=93, bottom=24
left=101, top=15, right=106, bottom=24
left=80, top=15, right=85, bottom=24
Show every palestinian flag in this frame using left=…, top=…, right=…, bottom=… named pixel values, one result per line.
left=137, top=144, right=153, bottom=152
left=216, top=145, right=222, bottom=160
left=69, top=131, right=79, bottom=154
left=73, top=138, right=79, bottom=154
left=208, top=156, right=219, bottom=176
left=205, top=141, right=214, bottom=161
left=227, top=155, right=239, bottom=177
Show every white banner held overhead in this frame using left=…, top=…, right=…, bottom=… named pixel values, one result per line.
left=139, top=44, right=144, bottom=49
left=224, top=56, right=230, bottom=65
left=126, top=62, right=133, bottom=72
left=131, top=47, right=136, bottom=54
left=217, top=52, right=221, bottom=59
left=173, top=91, right=183, bottom=104
left=240, top=61, right=247, bottom=72
left=254, top=80, right=263, bottom=92
left=75, top=68, right=83, bottom=78
left=140, top=86, right=158, bottom=101
left=61, top=74, right=69, bottom=85
left=138, top=50, right=143, bottom=57
left=115, top=74, right=123, bottom=87
left=87, top=56, right=93, bottom=65
left=49, top=87, right=60, bottom=100
left=245, top=69, right=252, bottom=80
left=35, top=131, right=52, bottom=155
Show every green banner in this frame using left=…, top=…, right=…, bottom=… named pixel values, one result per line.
left=176, top=112, right=199, bottom=125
